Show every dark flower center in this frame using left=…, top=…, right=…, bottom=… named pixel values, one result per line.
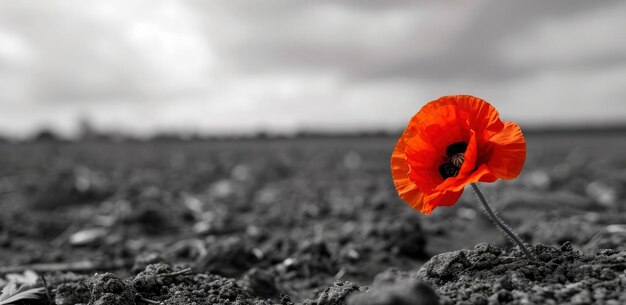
left=439, top=142, right=467, bottom=179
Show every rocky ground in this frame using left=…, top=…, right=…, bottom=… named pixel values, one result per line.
left=11, top=242, right=626, bottom=305
left=0, top=133, right=624, bottom=304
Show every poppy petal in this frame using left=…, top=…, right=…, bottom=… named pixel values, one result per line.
left=405, top=100, right=470, bottom=155
left=486, top=121, right=526, bottom=179
left=391, top=129, right=427, bottom=211
left=405, top=145, right=442, bottom=193
left=453, top=95, right=505, bottom=140
left=422, top=189, right=463, bottom=214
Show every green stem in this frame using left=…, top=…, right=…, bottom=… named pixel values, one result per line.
left=470, top=183, right=536, bottom=261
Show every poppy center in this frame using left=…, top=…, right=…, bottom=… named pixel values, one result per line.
left=439, top=142, right=467, bottom=179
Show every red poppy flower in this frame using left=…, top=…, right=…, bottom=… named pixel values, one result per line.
left=391, top=95, right=526, bottom=215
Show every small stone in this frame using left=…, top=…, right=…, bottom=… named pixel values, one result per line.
left=305, top=281, right=360, bottom=305
left=571, top=290, right=592, bottom=305
left=496, top=289, right=513, bottom=303
left=416, top=250, right=471, bottom=283
left=600, top=268, right=616, bottom=280
left=469, top=294, right=488, bottom=305
left=592, top=287, right=607, bottom=301
left=473, top=243, right=494, bottom=254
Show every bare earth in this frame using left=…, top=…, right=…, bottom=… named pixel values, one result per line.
left=0, top=133, right=624, bottom=304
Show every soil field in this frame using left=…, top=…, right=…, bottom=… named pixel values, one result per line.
left=0, top=133, right=624, bottom=304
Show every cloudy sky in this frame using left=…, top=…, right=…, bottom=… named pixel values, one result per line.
left=1, top=0, right=625, bottom=138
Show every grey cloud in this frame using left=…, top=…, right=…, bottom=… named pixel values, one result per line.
left=0, top=1, right=211, bottom=104
left=188, top=0, right=626, bottom=84
left=358, top=0, right=626, bottom=81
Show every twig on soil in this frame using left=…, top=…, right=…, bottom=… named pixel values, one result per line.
left=39, top=274, right=52, bottom=305
left=138, top=296, right=162, bottom=304
left=334, top=267, right=346, bottom=280
left=156, top=268, right=193, bottom=278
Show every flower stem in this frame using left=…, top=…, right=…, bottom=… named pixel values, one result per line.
left=470, top=183, right=536, bottom=261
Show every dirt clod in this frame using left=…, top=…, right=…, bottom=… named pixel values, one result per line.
left=416, top=243, right=626, bottom=305
left=54, top=281, right=91, bottom=305
left=416, top=250, right=471, bottom=283
left=303, top=281, right=360, bottom=305
left=88, top=273, right=136, bottom=305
